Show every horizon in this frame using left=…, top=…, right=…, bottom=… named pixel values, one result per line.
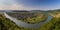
left=0, top=0, right=60, bottom=10
left=0, top=9, right=60, bottom=11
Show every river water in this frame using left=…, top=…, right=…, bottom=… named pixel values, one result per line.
left=4, top=12, right=53, bottom=29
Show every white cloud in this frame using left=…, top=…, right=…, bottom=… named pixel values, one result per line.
left=0, top=0, right=40, bottom=10
left=0, top=4, right=40, bottom=10
left=0, top=0, right=60, bottom=10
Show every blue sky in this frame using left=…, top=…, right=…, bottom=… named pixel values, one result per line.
left=0, top=0, right=60, bottom=10
left=16, top=0, right=59, bottom=6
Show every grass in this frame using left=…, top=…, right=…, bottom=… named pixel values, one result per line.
left=0, top=14, right=30, bottom=30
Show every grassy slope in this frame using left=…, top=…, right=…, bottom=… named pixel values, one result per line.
left=39, top=10, right=60, bottom=30
left=0, top=14, right=29, bottom=30
left=39, top=17, right=60, bottom=30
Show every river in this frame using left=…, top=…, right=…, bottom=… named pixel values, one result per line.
left=4, top=12, right=53, bottom=29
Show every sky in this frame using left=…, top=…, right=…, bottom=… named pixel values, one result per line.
left=0, top=0, right=60, bottom=10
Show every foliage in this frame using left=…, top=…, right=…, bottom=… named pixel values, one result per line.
left=0, top=14, right=29, bottom=30
left=39, top=17, right=60, bottom=30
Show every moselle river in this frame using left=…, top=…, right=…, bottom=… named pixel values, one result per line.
left=4, top=12, right=53, bottom=29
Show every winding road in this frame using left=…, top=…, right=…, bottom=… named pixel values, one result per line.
left=4, top=12, right=53, bottom=29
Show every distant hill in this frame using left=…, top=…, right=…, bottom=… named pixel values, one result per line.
left=0, top=9, right=60, bottom=12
